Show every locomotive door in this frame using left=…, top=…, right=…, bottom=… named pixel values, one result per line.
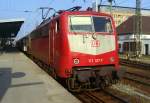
left=49, top=21, right=55, bottom=65
left=53, top=19, right=59, bottom=66
left=50, top=19, right=59, bottom=66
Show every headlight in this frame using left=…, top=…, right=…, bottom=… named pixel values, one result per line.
left=110, top=57, right=115, bottom=62
left=73, top=58, right=80, bottom=64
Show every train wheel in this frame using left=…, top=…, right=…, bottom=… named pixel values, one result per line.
left=100, top=82, right=105, bottom=89
left=66, top=78, right=81, bottom=92
left=106, top=75, right=113, bottom=86
left=105, top=76, right=111, bottom=87
left=100, top=77, right=106, bottom=89
left=112, top=79, right=119, bottom=84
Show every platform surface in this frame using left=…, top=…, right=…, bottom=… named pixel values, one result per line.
left=0, top=49, right=81, bottom=103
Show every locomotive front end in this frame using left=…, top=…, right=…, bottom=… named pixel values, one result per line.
left=66, top=13, right=125, bottom=91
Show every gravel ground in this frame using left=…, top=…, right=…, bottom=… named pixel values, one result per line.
left=111, top=83, right=150, bottom=103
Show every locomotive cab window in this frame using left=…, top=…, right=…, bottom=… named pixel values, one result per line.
left=69, top=16, right=93, bottom=32
left=69, top=16, right=113, bottom=33
left=93, top=17, right=112, bottom=33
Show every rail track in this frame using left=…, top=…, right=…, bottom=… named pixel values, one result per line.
left=120, top=58, right=150, bottom=70
left=119, top=58, right=150, bottom=86
left=124, top=72, right=150, bottom=86
left=126, top=71, right=150, bottom=80
left=74, top=88, right=130, bottom=103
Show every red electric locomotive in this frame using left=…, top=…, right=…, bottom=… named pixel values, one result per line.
left=17, top=7, right=125, bottom=91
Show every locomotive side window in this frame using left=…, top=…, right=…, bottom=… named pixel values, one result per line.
left=55, top=19, right=59, bottom=33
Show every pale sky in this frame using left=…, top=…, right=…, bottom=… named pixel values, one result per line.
left=0, top=0, right=149, bottom=39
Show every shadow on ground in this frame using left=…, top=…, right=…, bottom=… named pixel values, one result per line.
left=0, top=68, right=26, bottom=102
left=0, top=68, right=44, bottom=102
left=0, top=68, right=12, bottom=101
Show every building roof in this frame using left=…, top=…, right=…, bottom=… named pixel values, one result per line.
left=117, top=16, right=150, bottom=35
left=99, top=5, right=150, bottom=11
left=0, top=18, right=24, bottom=38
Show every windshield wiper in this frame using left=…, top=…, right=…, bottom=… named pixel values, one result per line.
left=92, top=32, right=97, bottom=40
left=83, top=34, right=88, bottom=43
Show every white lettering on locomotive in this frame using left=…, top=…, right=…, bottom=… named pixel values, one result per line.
left=88, top=58, right=103, bottom=63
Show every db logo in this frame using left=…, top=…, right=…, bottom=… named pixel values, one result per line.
left=91, top=40, right=100, bottom=47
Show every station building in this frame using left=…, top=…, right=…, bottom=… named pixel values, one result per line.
left=117, top=16, right=150, bottom=55
left=0, top=19, right=24, bottom=48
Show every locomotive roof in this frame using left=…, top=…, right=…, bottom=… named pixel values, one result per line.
left=37, top=11, right=112, bottom=28
left=62, top=11, right=112, bottom=17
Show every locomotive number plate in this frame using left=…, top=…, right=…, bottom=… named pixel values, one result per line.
left=88, top=58, right=103, bottom=63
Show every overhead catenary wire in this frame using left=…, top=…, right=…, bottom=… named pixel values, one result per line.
left=16, top=9, right=41, bottom=40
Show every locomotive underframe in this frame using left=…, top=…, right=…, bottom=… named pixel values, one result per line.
left=66, top=66, right=125, bottom=92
